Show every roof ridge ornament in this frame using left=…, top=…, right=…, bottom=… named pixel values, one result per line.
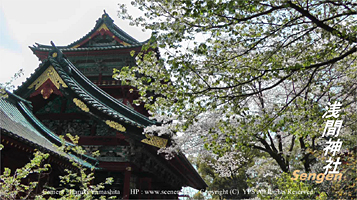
left=49, top=41, right=72, bottom=75
left=50, top=41, right=64, bottom=59
left=102, top=11, right=114, bottom=25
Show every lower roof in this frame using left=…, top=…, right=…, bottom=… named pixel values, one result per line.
left=0, top=92, right=96, bottom=168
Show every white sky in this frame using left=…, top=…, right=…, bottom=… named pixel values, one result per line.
left=0, top=0, right=151, bottom=88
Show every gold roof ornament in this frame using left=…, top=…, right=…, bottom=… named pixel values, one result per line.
left=141, top=134, right=168, bottom=148
left=73, top=98, right=90, bottom=112
left=105, top=120, right=126, bottom=132
left=28, top=65, right=68, bottom=90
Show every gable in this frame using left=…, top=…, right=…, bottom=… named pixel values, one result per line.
left=28, top=65, right=68, bottom=91
left=70, top=21, right=132, bottom=48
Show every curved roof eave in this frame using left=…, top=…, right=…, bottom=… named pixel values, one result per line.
left=52, top=53, right=156, bottom=127
left=19, top=42, right=157, bottom=128
left=1, top=92, right=98, bottom=168
left=29, top=43, right=144, bottom=52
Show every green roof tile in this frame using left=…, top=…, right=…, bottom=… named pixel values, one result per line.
left=0, top=92, right=97, bottom=168
left=16, top=43, right=157, bottom=129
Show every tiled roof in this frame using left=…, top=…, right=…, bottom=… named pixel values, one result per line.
left=30, top=43, right=144, bottom=52
left=0, top=92, right=97, bottom=168
left=16, top=43, right=157, bottom=128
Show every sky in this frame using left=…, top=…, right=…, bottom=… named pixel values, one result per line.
left=0, top=0, right=151, bottom=88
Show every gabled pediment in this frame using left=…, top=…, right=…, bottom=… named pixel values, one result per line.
left=82, top=34, right=118, bottom=47
left=70, top=21, right=132, bottom=48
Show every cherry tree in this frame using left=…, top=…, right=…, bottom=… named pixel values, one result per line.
left=115, top=0, right=357, bottom=175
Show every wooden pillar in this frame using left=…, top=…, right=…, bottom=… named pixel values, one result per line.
left=123, top=166, right=132, bottom=199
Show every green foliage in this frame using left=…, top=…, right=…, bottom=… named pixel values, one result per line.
left=0, top=134, right=114, bottom=200
left=38, top=133, right=115, bottom=200
left=192, top=191, right=205, bottom=200
left=258, top=172, right=316, bottom=200
left=326, top=151, right=357, bottom=199
left=0, top=150, right=50, bottom=200
left=257, top=151, right=357, bottom=200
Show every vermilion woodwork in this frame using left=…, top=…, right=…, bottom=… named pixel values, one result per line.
left=30, top=79, right=63, bottom=99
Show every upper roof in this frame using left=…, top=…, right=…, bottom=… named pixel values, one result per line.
left=30, top=11, right=149, bottom=53
left=0, top=92, right=96, bottom=168
left=16, top=42, right=157, bottom=130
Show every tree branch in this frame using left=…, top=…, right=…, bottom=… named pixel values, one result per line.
left=267, top=132, right=278, bottom=153
left=277, top=134, right=283, bottom=154
left=288, top=1, right=357, bottom=43
left=215, top=5, right=285, bottom=23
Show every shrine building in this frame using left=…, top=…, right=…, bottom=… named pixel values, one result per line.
left=0, top=11, right=207, bottom=199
